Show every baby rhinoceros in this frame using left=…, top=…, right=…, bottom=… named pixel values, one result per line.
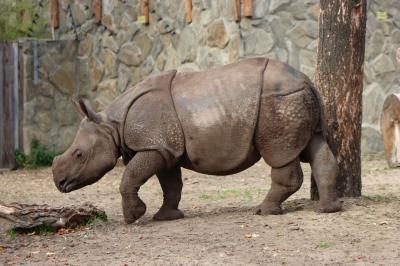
left=52, top=58, right=342, bottom=223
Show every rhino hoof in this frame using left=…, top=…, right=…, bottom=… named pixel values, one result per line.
left=254, top=204, right=283, bottom=215
left=122, top=199, right=147, bottom=224
left=153, top=208, right=184, bottom=221
left=316, top=200, right=342, bottom=213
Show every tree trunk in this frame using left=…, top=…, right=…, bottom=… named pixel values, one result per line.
left=311, top=0, right=367, bottom=199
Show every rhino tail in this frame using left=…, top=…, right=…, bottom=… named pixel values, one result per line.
left=308, top=83, right=328, bottom=140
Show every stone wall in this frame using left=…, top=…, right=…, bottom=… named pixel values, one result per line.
left=20, top=0, right=400, bottom=156
left=53, top=0, right=321, bottom=109
left=20, top=40, right=86, bottom=153
left=362, top=0, right=400, bottom=156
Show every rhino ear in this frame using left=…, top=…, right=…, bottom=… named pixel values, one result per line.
left=71, top=97, right=85, bottom=117
left=72, top=98, right=103, bottom=124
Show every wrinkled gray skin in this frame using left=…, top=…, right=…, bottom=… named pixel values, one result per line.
left=52, top=58, right=341, bottom=224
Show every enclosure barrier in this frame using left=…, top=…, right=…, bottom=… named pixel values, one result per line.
left=0, top=42, right=20, bottom=170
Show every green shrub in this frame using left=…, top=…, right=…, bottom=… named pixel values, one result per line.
left=15, top=140, right=61, bottom=169
left=0, top=0, right=50, bottom=41
left=14, top=149, right=27, bottom=168
left=85, top=211, right=108, bottom=226
left=27, top=139, right=60, bottom=168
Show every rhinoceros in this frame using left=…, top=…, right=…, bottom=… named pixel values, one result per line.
left=52, top=58, right=341, bottom=223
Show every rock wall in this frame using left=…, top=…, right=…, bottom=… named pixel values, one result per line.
left=20, top=41, right=84, bottom=153
left=21, top=0, right=400, bottom=156
left=362, top=0, right=400, bottom=157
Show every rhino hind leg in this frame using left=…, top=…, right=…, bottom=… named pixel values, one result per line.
left=153, top=167, right=184, bottom=221
left=255, top=158, right=303, bottom=215
left=302, top=134, right=342, bottom=213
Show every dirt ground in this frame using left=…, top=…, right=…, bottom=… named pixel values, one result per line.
left=0, top=159, right=399, bottom=265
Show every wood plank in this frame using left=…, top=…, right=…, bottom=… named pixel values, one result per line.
left=0, top=43, right=4, bottom=169
left=51, top=0, right=59, bottom=29
left=244, top=0, right=252, bottom=17
left=6, top=43, right=16, bottom=169
left=12, top=43, right=19, bottom=152
left=0, top=43, right=16, bottom=169
left=140, top=0, right=150, bottom=25
left=186, top=0, right=192, bottom=23
left=93, top=0, right=102, bottom=24
left=234, top=0, right=241, bottom=22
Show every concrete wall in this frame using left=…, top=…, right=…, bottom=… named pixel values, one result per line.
left=20, top=0, right=400, bottom=155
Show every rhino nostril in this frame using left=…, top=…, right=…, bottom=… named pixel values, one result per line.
left=59, top=178, right=67, bottom=189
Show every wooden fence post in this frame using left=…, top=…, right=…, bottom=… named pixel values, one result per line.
left=0, top=42, right=18, bottom=170
left=93, top=0, right=102, bottom=24
left=234, top=0, right=241, bottom=22
left=244, top=0, right=252, bottom=17
left=140, top=0, right=150, bottom=25
left=50, top=0, right=59, bottom=29
left=186, top=0, right=192, bottom=23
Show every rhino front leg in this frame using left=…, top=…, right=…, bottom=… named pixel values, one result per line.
left=153, top=167, right=184, bottom=221
left=255, top=159, right=303, bottom=215
left=120, top=151, right=165, bottom=224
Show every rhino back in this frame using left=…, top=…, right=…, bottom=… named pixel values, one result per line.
left=171, top=58, right=268, bottom=174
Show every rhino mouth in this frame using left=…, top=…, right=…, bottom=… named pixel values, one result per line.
left=64, top=181, right=77, bottom=193
left=58, top=176, right=100, bottom=193
left=58, top=178, right=77, bottom=193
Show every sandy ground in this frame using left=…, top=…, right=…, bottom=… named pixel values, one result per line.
left=0, top=160, right=399, bottom=265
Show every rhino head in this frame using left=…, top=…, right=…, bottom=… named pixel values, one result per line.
left=52, top=99, right=120, bottom=193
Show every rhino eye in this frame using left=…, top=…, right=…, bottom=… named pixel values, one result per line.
left=72, top=149, right=83, bottom=160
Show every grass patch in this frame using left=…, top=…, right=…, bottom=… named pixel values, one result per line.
left=6, top=229, right=17, bottom=238
left=361, top=153, right=385, bottom=161
left=363, top=194, right=400, bottom=202
left=317, top=242, right=333, bottom=249
left=199, top=194, right=213, bottom=200
left=243, top=190, right=253, bottom=201
left=219, top=189, right=242, bottom=199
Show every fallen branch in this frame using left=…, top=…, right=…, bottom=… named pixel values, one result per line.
left=0, top=202, right=106, bottom=232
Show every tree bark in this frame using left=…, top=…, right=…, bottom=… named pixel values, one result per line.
left=311, top=0, right=367, bottom=199
left=0, top=202, right=106, bottom=232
